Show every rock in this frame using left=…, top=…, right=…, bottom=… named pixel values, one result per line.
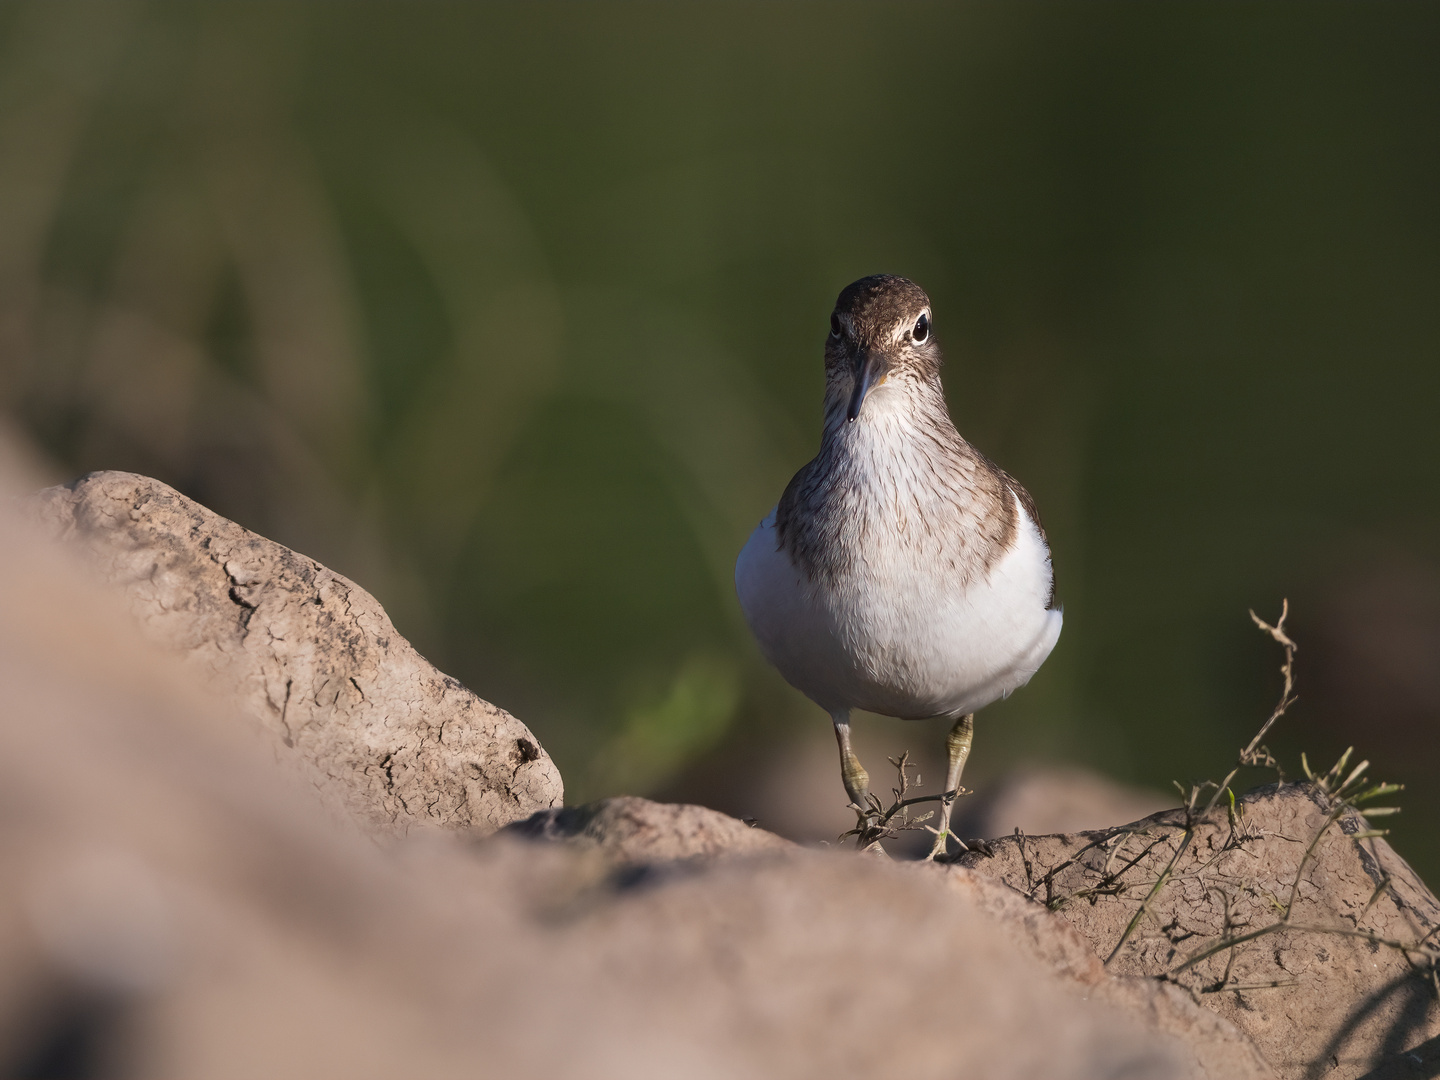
left=957, top=783, right=1440, bottom=1079
left=936, top=866, right=1275, bottom=1080
left=0, top=449, right=1265, bottom=1079
left=1, top=453, right=1427, bottom=1079
left=25, top=470, right=561, bottom=837
left=505, top=798, right=1271, bottom=1078
left=543, top=847, right=1266, bottom=1080
left=503, top=795, right=795, bottom=864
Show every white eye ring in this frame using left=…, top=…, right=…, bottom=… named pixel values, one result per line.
left=912, top=312, right=930, bottom=343
left=830, top=314, right=843, bottom=339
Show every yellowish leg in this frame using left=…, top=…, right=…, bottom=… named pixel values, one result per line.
left=832, top=711, right=871, bottom=814
left=926, top=713, right=974, bottom=860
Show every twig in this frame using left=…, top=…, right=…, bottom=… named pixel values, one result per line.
left=839, top=751, right=961, bottom=850
left=1035, top=603, right=1429, bottom=997
left=1240, top=600, right=1298, bottom=764
left=1203, top=601, right=1296, bottom=814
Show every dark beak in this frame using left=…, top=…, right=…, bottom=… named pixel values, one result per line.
left=846, top=348, right=884, bottom=423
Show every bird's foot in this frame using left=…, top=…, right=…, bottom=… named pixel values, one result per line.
left=922, top=827, right=997, bottom=863
left=922, top=785, right=963, bottom=861
left=922, top=828, right=952, bottom=862
left=859, top=838, right=891, bottom=858
left=840, top=797, right=888, bottom=853
left=849, top=800, right=879, bottom=831
left=922, top=823, right=971, bottom=861
left=942, top=836, right=995, bottom=861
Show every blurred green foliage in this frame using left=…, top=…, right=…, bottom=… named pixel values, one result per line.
left=1, top=3, right=1437, bottom=867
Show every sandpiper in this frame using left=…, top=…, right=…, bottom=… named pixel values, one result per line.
left=735, top=275, right=1062, bottom=858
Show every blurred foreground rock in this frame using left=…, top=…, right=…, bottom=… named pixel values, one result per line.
left=0, top=459, right=1261, bottom=1079
left=958, top=785, right=1440, bottom=1079
left=506, top=797, right=1273, bottom=1080
left=503, top=795, right=796, bottom=864
left=27, top=470, right=561, bottom=836
left=1, top=458, right=1434, bottom=1079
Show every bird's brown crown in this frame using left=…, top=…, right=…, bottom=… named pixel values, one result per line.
left=825, top=274, right=940, bottom=381
left=833, top=274, right=929, bottom=335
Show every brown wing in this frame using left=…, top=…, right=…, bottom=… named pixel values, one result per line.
left=988, top=461, right=1057, bottom=609
left=996, top=468, right=1047, bottom=544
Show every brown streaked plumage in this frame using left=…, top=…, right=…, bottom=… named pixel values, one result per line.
left=775, top=419, right=1030, bottom=590
left=735, top=274, right=1062, bottom=857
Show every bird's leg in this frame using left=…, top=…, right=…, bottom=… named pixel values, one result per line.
left=832, top=711, right=872, bottom=818
left=926, top=713, right=974, bottom=860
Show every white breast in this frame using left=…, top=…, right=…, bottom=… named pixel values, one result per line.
left=735, top=491, right=1061, bottom=720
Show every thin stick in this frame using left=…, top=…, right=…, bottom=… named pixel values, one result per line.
left=1240, top=600, right=1297, bottom=764
left=1203, top=601, right=1296, bottom=815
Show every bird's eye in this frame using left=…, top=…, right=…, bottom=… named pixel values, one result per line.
left=912, top=313, right=930, bottom=343
left=830, top=314, right=842, bottom=339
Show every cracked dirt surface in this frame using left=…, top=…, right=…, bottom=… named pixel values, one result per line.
left=27, top=471, right=562, bottom=837
left=955, top=783, right=1440, bottom=1079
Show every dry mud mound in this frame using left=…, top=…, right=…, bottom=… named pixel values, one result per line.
left=958, top=785, right=1440, bottom=1079
left=26, top=470, right=561, bottom=836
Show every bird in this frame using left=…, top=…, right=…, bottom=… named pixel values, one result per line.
left=734, top=274, right=1062, bottom=858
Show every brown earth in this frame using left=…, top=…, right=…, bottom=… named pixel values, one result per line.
left=1, top=457, right=1433, bottom=1078
left=955, top=785, right=1440, bottom=1079
left=26, top=470, right=562, bottom=836
left=502, top=795, right=797, bottom=864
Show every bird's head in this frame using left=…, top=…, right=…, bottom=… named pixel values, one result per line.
left=823, top=274, right=941, bottom=426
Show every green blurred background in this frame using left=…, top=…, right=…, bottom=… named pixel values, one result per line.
left=2, top=2, right=1437, bottom=867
